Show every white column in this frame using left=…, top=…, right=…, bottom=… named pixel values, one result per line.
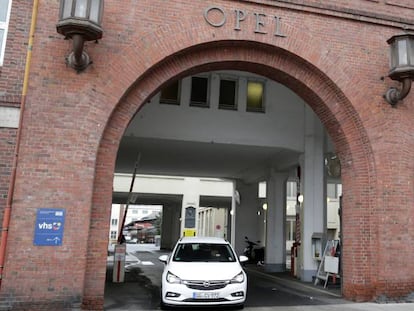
left=299, top=108, right=326, bottom=282
left=181, top=177, right=201, bottom=236
left=161, top=202, right=182, bottom=249
left=233, top=180, right=261, bottom=255
left=265, top=172, right=288, bottom=272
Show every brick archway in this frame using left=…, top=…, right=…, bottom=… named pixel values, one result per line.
left=82, top=40, right=376, bottom=308
left=77, top=7, right=384, bottom=305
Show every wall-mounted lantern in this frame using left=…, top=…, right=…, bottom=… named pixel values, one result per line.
left=56, top=0, right=104, bottom=72
left=384, top=34, right=414, bottom=106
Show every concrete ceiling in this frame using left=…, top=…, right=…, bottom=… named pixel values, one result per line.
left=115, top=136, right=300, bottom=182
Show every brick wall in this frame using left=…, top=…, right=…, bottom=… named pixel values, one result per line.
left=0, top=0, right=413, bottom=309
left=260, top=0, right=414, bottom=21
left=0, top=0, right=31, bottom=232
left=0, top=0, right=31, bottom=97
left=0, top=127, right=16, bottom=226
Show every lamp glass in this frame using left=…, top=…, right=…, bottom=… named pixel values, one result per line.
left=409, top=37, right=414, bottom=66
left=397, top=39, right=408, bottom=66
left=75, top=0, right=88, bottom=18
left=90, top=0, right=101, bottom=23
left=395, top=38, right=408, bottom=67
left=62, top=0, right=73, bottom=19
left=388, top=34, right=414, bottom=80
left=390, top=35, right=414, bottom=68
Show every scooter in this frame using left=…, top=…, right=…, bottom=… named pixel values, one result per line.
left=243, top=236, right=265, bottom=265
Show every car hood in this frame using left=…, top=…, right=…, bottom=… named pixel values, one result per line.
left=168, top=262, right=244, bottom=280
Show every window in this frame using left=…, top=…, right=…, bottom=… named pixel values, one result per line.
left=327, top=183, right=342, bottom=199
left=286, top=219, right=296, bottom=241
left=110, top=231, right=117, bottom=239
left=286, top=181, right=297, bottom=198
left=190, top=76, right=209, bottom=107
left=160, top=80, right=180, bottom=105
left=173, top=243, right=236, bottom=262
left=246, top=81, right=265, bottom=112
left=0, top=0, right=11, bottom=66
left=219, top=79, right=237, bottom=110
left=111, top=219, right=118, bottom=226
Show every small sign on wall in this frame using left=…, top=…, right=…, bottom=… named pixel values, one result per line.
left=183, top=229, right=196, bottom=237
left=184, top=206, right=196, bottom=228
left=33, top=208, right=66, bottom=246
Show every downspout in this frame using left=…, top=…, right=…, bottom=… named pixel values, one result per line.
left=0, top=0, right=39, bottom=288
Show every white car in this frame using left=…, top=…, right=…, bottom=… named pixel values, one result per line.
left=158, top=236, right=248, bottom=309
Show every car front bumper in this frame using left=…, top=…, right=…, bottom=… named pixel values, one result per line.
left=162, top=282, right=247, bottom=306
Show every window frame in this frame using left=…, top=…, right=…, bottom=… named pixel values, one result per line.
left=159, top=79, right=181, bottom=105
left=218, top=76, right=238, bottom=111
left=246, top=79, right=265, bottom=113
left=189, top=75, right=210, bottom=108
left=0, top=0, right=12, bottom=66
left=286, top=181, right=298, bottom=199
left=173, top=243, right=236, bottom=262
left=110, top=231, right=117, bottom=239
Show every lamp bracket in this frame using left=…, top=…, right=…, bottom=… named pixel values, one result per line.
left=66, top=51, right=92, bottom=73
left=65, top=33, right=92, bottom=73
left=384, top=78, right=412, bottom=106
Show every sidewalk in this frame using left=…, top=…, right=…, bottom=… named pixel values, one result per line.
left=245, top=304, right=414, bottom=311
left=246, top=263, right=413, bottom=311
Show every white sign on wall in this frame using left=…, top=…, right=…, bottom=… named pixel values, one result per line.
left=0, top=107, right=20, bottom=128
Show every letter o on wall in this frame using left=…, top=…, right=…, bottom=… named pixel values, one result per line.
left=204, top=6, right=226, bottom=27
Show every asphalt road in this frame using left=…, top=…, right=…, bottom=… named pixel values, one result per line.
left=104, top=244, right=413, bottom=311
left=104, top=244, right=344, bottom=310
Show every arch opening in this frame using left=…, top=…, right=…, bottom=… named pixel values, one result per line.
left=85, top=42, right=375, bottom=309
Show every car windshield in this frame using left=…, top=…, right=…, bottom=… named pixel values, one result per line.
left=172, top=243, right=236, bottom=262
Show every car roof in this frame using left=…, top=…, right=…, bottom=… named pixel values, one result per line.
left=178, top=236, right=230, bottom=244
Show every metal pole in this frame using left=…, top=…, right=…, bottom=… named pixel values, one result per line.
left=117, top=153, right=141, bottom=243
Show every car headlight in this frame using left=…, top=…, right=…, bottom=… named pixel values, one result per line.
left=166, top=271, right=182, bottom=284
left=230, top=271, right=245, bottom=283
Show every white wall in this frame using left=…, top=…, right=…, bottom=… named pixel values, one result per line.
left=125, top=70, right=307, bottom=152
left=113, top=174, right=233, bottom=196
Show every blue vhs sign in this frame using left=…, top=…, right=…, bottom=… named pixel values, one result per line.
left=34, top=208, right=66, bottom=246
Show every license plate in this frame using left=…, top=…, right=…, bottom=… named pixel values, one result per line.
left=193, top=292, right=219, bottom=299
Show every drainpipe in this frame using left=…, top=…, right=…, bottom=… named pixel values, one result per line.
left=0, top=0, right=39, bottom=288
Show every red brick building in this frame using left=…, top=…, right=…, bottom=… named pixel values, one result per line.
left=0, top=0, right=413, bottom=309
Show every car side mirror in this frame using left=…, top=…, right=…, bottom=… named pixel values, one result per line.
left=239, top=255, right=249, bottom=263
left=158, top=254, right=169, bottom=263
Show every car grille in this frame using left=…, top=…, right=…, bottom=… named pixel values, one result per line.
left=184, top=280, right=230, bottom=290
left=183, top=298, right=228, bottom=302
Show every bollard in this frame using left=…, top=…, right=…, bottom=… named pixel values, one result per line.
left=113, top=244, right=126, bottom=283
